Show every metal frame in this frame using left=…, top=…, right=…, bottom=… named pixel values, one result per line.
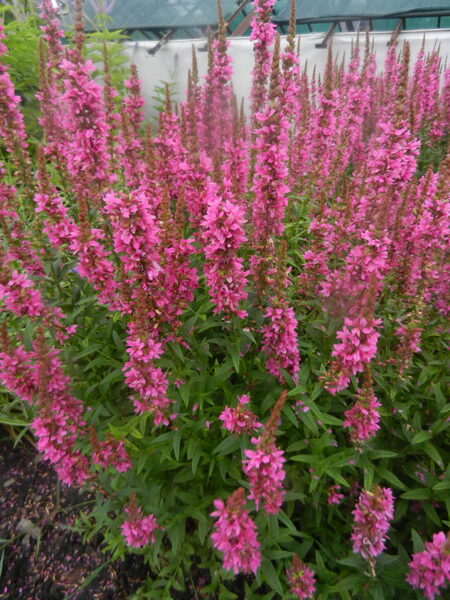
left=84, top=4, right=450, bottom=43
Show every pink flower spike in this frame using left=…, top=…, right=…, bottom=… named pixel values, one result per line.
left=407, top=531, right=450, bottom=600
left=243, top=439, right=285, bottom=514
left=343, top=368, right=380, bottom=446
left=218, top=394, right=262, bottom=434
left=351, top=486, right=394, bottom=575
left=287, top=554, right=316, bottom=599
left=121, top=496, right=159, bottom=549
left=210, top=487, right=261, bottom=575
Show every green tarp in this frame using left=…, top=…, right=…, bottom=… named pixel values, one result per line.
left=78, top=0, right=450, bottom=33
left=82, top=0, right=242, bottom=31
left=272, top=0, right=450, bottom=21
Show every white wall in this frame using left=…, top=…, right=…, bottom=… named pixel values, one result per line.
left=123, top=30, right=450, bottom=116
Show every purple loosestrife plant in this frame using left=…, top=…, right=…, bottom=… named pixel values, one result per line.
left=0, top=0, right=448, bottom=597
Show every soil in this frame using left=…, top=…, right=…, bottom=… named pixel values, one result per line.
left=0, top=437, right=253, bottom=600
left=0, top=437, right=147, bottom=600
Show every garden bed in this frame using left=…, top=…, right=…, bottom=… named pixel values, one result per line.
left=0, top=438, right=146, bottom=600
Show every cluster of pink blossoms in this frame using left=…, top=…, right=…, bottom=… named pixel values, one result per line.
left=327, top=485, right=344, bottom=506
left=351, top=487, right=394, bottom=571
left=0, top=270, right=46, bottom=318
left=286, top=554, right=316, bottom=599
left=407, top=531, right=450, bottom=600
left=123, top=323, right=171, bottom=426
left=121, top=497, right=159, bottom=548
left=0, top=25, right=28, bottom=154
left=343, top=387, right=381, bottom=445
left=325, top=317, right=381, bottom=394
left=91, top=432, right=131, bottom=473
left=242, top=391, right=288, bottom=514
left=243, top=438, right=286, bottom=513
left=250, top=0, right=277, bottom=115
left=201, top=196, right=249, bottom=318
left=210, top=488, right=261, bottom=574
left=218, top=394, right=261, bottom=434
left=261, top=301, right=300, bottom=384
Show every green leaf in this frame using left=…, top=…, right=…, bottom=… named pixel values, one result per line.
left=230, top=347, right=240, bottom=373
left=213, top=436, right=241, bottom=457
left=261, top=559, right=283, bottom=596
left=370, top=450, right=398, bottom=459
left=172, top=430, right=182, bottom=461
left=411, top=431, right=432, bottom=444
left=433, top=480, right=450, bottom=491
left=422, top=441, right=443, bottom=467
left=379, top=469, right=407, bottom=491
left=74, top=343, right=100, bottom=359
left=277, top=511, right=300, bottom=535
left=0, top=413, right=29, bottom=427
left=191, top=447, right=201, bottom=475
left=411, top=529, right=425, bottom=553
left=298, top=409, right=319, bottom=435
left=179, top=383, right=190, bottom=406
left=112, top=330, right=125, bottom=351
left=167, top=519, right=185, bottom=554
left=325, top=468, right=348, bottom=487
left=99, top=367, right=124, bottom=387
left=400, top=488, right=430, bottom=500
left=423, top=501, right=441, bottom=527
left=282, top=406, right=299, bottom=428
left=329, top=575, right=364, bottom=592
left=364, top=466, right=374, bottom=490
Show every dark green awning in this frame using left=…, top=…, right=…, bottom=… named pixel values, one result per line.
left=81, top=0, right=243, bottom=31
left=272, top=0, right=450, bottom=22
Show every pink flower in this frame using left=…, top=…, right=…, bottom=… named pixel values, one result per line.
left=407, top=531, right=450, bottom=600
left=219, top=394, right=261, bottom=434
left=0, top=270, right=46, bottom=318
left=351, top=487, right=394, bottom=573
left=92, top=435, right=131, bottom=473
left=123, top=323, right=171, bottom=426
left=201, top=196, right=249, bottom=317
left=261, top=300, right=300, bottom=383
left=344, top=390, right=381, bottom=445
left=287, top=554, right=316, bottom=599
left=210, top=487, right=261, bottom=574
left=121, top=496, right=159, bottom=548
left=250, top=0, right=277, bottom=116
left=325, top=317, right=381, bottom=394
left=328, top=485, right=344, bottom=506
left=243, top=437, right=285, bottom=514
left=242, top=391, right=287, bottom=514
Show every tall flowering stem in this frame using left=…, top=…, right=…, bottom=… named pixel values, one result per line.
left=0, top=25, right=31, bottom=185
left=243, top=391, right=287, bottom=514
left=343, top=367, right=381, bottom=446
left=351, top=486, right=395, bottom=576
left=251, top=35, right=289, bottom=247
left=201, top=193, right=249, bottom=318
left=210, top=487, right=261, bottom=574
left=200, top=1, right=233, bottom=161
left=250, top=0, right=277, bottom=117
left=0, top=327, right=89, bottom=487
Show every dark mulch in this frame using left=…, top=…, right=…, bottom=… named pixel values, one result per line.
left=0, top=438, right=146, bottom=600
left=0, top=437, right=256, bottom=600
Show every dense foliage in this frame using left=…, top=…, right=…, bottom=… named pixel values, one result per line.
left=0, top=1, right=449, bottom=598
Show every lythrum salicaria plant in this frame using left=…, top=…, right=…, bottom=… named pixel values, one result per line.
left=0, top=0, right=449, bottom=598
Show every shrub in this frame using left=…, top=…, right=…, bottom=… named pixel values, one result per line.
left=0, top=1, right=448, bottom=598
